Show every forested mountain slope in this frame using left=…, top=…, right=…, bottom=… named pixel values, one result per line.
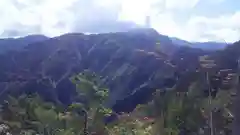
left=0, top=29, right=179, bottom=106
left=0, top=28, right=237, bottom=107
left=0, top=28, right=240, bottom=135
left=0, top=35, right=48, bottom=54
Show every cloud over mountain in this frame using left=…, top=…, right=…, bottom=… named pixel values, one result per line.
left=0, top=0, right=239, bottom=42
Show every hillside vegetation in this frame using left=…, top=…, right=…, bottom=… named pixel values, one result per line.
left=0, top=29, right=240, bottom=135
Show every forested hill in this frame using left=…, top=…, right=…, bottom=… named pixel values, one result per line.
left=0, top=29, right=176, bottom=104
left=0, top=29, right=238, bottom=106
left=0, top=35, right=48, bottom=54
left=0, top=28, right=240, bottom=134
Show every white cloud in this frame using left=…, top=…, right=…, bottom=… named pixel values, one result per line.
left=0, top=0, right=238, bottom=43
left=151, top=13, right=182, bottom=36
left=165, top=0, right=200, bottom=10
left=0, top=0, right=78, bottom=37
left=183, top=12, right=240, bottom=42
left=0, top=0, right=140, bottom=37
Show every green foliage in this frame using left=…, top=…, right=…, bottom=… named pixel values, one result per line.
left=0, top=69, right=237, bottom=135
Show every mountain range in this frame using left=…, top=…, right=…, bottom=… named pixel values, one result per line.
left=170, top=37, right=229, bottom=50
left=0, top=28, right=229, bottom=55
left=0, top=28, right=239, bottom=112
left=0, top=35, right=48, bottom=54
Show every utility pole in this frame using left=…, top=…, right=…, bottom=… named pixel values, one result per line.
left=199, top=55, right=216, bottom=135
left=232, top=57, right=240, bottom=135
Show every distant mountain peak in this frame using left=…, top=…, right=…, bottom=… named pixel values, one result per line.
left=170, top=37, right=228, bottom=50
left=0, top=34, right=49, bottom=54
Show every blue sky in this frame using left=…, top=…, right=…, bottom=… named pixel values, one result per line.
left=0, top=0, right=239, bottom=43
left=196, top=0, right=240, bottom=17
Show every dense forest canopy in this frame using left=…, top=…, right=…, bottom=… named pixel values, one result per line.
left=0, top=28, right=240, bottom=135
